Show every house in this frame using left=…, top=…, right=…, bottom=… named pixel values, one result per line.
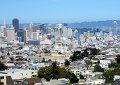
left=22, top=77, right=41, bottom=85
left=99, top=59, right=111, bottom=68
left=40, top=78, right=69, bottom=85
left=0, top=75, right=14, bottom=85
left=114, top=75, right=120, bottom=81
left=0, top=69, right=37, bottom=80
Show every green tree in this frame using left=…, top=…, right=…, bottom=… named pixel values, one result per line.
left=68, top=72, right=79, bottom=83
left=80, top=74, right=84, bottom=79
left=70, top=48, right=100, bottom=62
left=94, top=64, right=104, bottom=72
left=38, top=62, right=79, bottom=83
left=70, top=51, right=83, bottom=61
left=64, top=60, right=70, bottom=67
left=103, top=70, right=114, bottom=83
left=109, top=63, right=120, bottom=68
left=0, top=62, right=7, bottom=71
left=85, top=60, right=92, bottom=69
left=103, top=69, right=120, bottom=83
left=38, top=66, right=53, bottom=81
left=90, top=48, right=100, bottom=55
left=51, top=62, right=59, bottom=79
left=116, top=54, right=120, bottom=63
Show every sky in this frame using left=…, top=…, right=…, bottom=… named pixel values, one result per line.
left=0, top=0, right=120, bottom=24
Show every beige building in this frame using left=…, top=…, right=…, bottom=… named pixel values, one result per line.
left=6, top=26, right=15, bottom=41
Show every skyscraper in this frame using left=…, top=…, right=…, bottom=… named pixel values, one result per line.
left=6, top=25, right=15, bottom=41
left=17, top=29, right=26, bottom=43
left=12, top=18, right=19, bottom=32
left=114, top=21, right=117, bottom=35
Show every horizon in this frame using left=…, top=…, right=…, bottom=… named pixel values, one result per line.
left=0, top=20, right=119, bottom=25
left=0, top=0, right=120, bottom=24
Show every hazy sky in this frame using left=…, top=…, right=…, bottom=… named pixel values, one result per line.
left=0, top=0, right=120, bottom=23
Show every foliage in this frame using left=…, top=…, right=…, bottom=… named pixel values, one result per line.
left=85, top=60, right=92, bottom=66
left=116, top=54, right=120, bottom=63
left=0, top=62, right=7, bottom=71
left=109, top=63, right=120, bottom=68
left=68, top=72, right=79, bottom=83
left=70, top=48, right=100, bottom=62
left=94, top=64, right=104, bottom=72
left=70, top=51, right=82, bottom=61
left=103, top=69, right=120, bottom=83
left=42, top=58, right=45, bottom=62
left=64, top=60, right=70, bottom=67
left=80, top=74, right=84, bottom=79
left=38, top=62, right=79, bottom=83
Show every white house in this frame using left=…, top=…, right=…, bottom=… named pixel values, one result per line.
left=99, top=59, right=111, bottom=68
left=114, top=75, right=120, bottom=81
left=0, top=69, right=37, bottom=80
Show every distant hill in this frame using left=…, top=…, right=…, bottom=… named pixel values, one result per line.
left=19, top=20, right=120, bottom=30
left=68, top=20, right=120, bottom=28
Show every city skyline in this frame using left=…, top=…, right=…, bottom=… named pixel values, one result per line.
left=0, top=0, right=120, bottom=23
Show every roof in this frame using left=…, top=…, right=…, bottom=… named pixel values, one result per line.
left=23, top=77, right=41, bottom=84
left=6, top=76, right=14, bottom=85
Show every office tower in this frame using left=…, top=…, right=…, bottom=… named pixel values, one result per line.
left=32, top=31, right=39, bottom=40
left=6, top=25, right=15, bottom=41
left=17, top=29, right=26, bottom=43
left=12, top=18, right=19, bottom=32
left=67, top=28, right=73, bottom=38
left=114, top=21, right=117, bottom=35
left=0, top=26, right=5, bottom=37
left=47, top=24, right=52, bottom=34
left=62, top=27, right=68, bottom=38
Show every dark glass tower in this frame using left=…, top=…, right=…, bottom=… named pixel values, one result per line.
left=17, top=29, right=26, bottom=43
left=12, top=18, right=19, bottom=32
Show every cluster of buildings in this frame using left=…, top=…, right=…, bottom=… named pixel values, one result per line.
left=0, top=19, right=120, bottom=85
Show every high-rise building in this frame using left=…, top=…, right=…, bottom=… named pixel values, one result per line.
left=12, top=18, right=19, bottom=32
left=114, top=21, right=117, bottom=35
left=6, top=25, right=15, bottom=41
left=17, top=29, right=26, bottom=43
left=32, top=31, right=39, bottom=40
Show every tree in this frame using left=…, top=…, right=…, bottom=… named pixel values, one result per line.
left=94, top=64, right=104, bottom=72
left=51, top=62, right=59, bottom=79
left=116, top=54, right=120, bottom=63
left=109, top=63, right=120, bottom=68
left=68, top=72, right=79, bottom=83
left=0, top=62, right=7, bottom=71
left=70, top=51, right=83, bottom=61
left=80, top=74, right=84, bottom=79
left=85, top=60, right=92, bottom=66
left=64, top=60, right=70, bottom=67
left=70, top=48, right=100, bottom=62
left=42, top=58, right=45, bottom=62
left=38, top=62, right=79, bottom=83
left=38, top=66, right=53, bottom=81
left=90, top=48, right=100, bottom=55
left=103, top=69, right=120, bottom=83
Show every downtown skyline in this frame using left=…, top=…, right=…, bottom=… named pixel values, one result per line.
left=0, top=0, right=120, bottom=23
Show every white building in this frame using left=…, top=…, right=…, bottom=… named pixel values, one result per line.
left=0, top=69, right=37, bottom=80
left=114, top=75, right=120, bottom=81
left=99, top=59, right=111, bottom=68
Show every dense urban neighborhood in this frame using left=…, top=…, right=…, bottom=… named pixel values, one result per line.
left=0, top=20, right=120, bottom=85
